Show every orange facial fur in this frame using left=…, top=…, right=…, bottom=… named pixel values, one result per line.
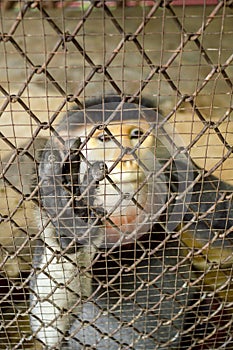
left=59, top=121, right=163, bottom=244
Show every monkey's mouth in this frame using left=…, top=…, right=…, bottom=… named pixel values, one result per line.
left=96, top=176, right=167, bottom=246
left=95, top=175, right=148, bottom=210
left=108, top=170, right=146, bottom=185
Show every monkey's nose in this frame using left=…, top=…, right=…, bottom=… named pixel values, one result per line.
left=121, top=159, right=139, bottom=172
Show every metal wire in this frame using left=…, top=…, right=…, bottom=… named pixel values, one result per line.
left=0, top=1, right=233, bottom=349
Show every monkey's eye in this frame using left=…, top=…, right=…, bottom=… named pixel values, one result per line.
left=130, top=128, right=144, bottom=139
left=98, top=133, right=112, bottom=142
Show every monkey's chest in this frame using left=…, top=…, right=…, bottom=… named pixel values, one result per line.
left=67, top=245, right=193, bottom=349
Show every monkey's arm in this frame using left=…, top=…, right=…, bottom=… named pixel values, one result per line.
left=30, top=139, right=106, bottom=348
left=155, top=153, right=233, bottom=304
left=63, top=239, right=197, bottom=349
left=176, top=164, right=233, bottom=301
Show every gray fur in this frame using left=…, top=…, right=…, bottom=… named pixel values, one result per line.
left=30, top=98, right=233, bottom=349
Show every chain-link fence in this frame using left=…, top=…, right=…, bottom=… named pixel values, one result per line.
left=0, top=1, right=233, bottom=349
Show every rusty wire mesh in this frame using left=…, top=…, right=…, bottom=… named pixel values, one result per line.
left=0, top=0, right=233, bottom=349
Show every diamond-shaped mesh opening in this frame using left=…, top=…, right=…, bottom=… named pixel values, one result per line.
left=0, top=1, right=233, bottom=349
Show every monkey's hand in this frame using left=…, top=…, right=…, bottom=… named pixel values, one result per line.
left=38, top=139, right=107, bottom=251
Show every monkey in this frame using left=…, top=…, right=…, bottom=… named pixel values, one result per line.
left=30, top=96, right=233, bottom=349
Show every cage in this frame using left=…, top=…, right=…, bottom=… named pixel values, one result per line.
left=0, top=0, right=233, bottom=349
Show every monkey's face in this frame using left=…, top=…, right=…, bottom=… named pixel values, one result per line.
left=63, top=121, right=167, bottom=245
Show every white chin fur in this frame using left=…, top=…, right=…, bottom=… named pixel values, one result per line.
left=95, top=177, right=167, bottom=246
